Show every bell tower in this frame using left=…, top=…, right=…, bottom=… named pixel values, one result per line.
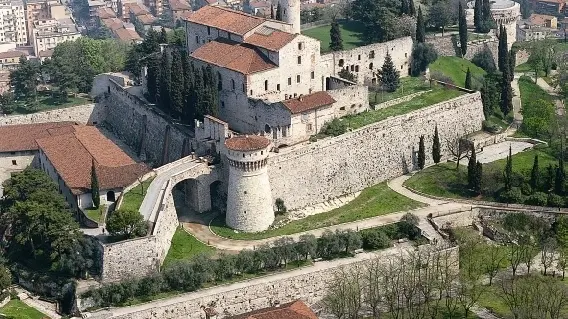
left=281, top=0, right=300, bottom=34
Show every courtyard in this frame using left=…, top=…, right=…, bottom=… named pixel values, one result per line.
left=302, top=20, right=365, bottom=53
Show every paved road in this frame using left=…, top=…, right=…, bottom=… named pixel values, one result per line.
left=140, top=160, right=203, bottom=221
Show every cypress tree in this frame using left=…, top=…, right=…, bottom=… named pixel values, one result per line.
left=500, top=68, right=512, bottom=115
left=432, top=125, right=441, bottom=164
left=498, top=25, right=509, bottom=73
left=468, top=145, right=477, bottom=188
left=270, top=4, right=275, bottom=19
left=146, top=54, right=160, bottom=103
left=160, top=26, right=168, bottom=43
left=482, top=0, right=492, bottom=27
left=377, top=52, right=400, bottom=92
left=329, top=20, right=343, bottom=51
left=474, top=0, right=482, bottom=32
left=409, top=0, right=416, bottom=16
left=182, top=52, right=195, bottom=124
left=530, top=155, right=540, bottom=192
left=458, top=1, right=468, bottom=56
left=465, top=67, right=472, bottom=89
left=504, top=146, right=513, bottom=191
left=556, top=155, right=566, bottom=194
left=545, top=164, right=555, bottom=192
left=276, top=2, right=282, bottom=21
left=508, top=49, right=516, bottom=79
left=418, top=135, right=426, bottom=170
left=158, top=49, right=172, bottom=112
left=91, top=160, right=100, bottom=208
left=416, top=6, right=425, bottom=44
left=401, top=0, right=409, bottom=15
left=473, top=161, right=483, bottom=195
left=170, top=49, right=184, bottom=117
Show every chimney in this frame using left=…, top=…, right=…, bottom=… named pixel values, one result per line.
left=298, top=94, right=303, bottom=102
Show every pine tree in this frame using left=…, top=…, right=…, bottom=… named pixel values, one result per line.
left=416, top=6, right=425, bottom=44
left=276, top=2, right=282, bottom=21
left=170, top=49, right=184, bottom=117
left=473, top=161, right=483, bottom=195
left=329, top=20, right=343, bottom=51
left=504, top=146, right=513, bottom=191
left=418, top=135, right=425, bottom=170
left=91, top=160, right=100, bottom=208
left=530, top=154, right=540, bottom=192
left=465, top=67, right=472, bottom=89
left=160, top=26, right=168, bottom=44
left=458, top=1, right=468, bottom=57
left=432, top=125, right=441, bottom=164
left=468, top=145, right=477, bottom=188
left=474, top=0, right=482, bottom=31
left=500, top=68, right=512, bottom=115
left=377, top=52, right=400, bottom=92
left=158, top=49, right=172, bottom=113
left=409, top=0, right=416, bottom=16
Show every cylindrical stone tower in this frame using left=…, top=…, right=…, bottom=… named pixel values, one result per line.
left=281, top=0, right=300, bottom=34
left=225, top=135, right=274, bottom=232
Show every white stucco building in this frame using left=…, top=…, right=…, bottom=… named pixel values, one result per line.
left=0, top=0, right=27, bottom=46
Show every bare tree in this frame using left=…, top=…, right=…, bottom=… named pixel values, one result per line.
left=483, top=245, right=507, bottom=285
left=445, top=134, right=471, bottom=170
left=363, top=259, right=385, bottom=319
left=540, top=237, right=557, bottom=276
left=456, top=271, right=486, bottom=318
left=323, top=266, right=364, bottom=319
left=556, top=247, right=568, bottom=279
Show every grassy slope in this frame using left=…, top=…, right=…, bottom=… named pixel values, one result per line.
left=120, top=178, right=154, bottom=212
left=211, top=182, right=424, bottom=240
left=404, top=149, right=557, bottom=200
left=84, top=206, right=103, bottom=223
left=12, top=94, right=91, bottom=115
left=162, top=227, right=215, bottom=267
left=429, top=56, right=487, bottom=87
left=347, top=86, right=463, bottom=130
left=0, top=300, right=49, bottom=319
left=518, top=76, right=556, bottom=138
left=302, top=20, right=365, bottom=53
left=368, top=77, right=431, bottom=105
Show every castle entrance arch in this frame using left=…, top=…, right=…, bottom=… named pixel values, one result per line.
left=209, top=180, right=225, bottom=213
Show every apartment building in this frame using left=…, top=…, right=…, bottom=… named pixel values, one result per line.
left=32, top=18, right=80, bottom=56
left=0, top=0, right=27, bottom=46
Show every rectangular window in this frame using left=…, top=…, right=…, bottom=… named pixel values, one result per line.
left=306, top=123, right=313, bottom=131
left=297, top=56, right=301, bottom=64
left=296, top=75, right=300, bottom=83
left=369, top=50, right=375, bottom=58
left=11, top=160, right=16, bottom=165
left=195, top=35, right=198, bottom=43
left=358, top=54, right=361, bottom=60
left=311, top=71, right=314, bottom=79
left=288, top=77, right=291, bottom=85
left=207, top=26, right=210, bottom=35
left=221, top=101, right=225, bottom=108
left=298, top=42, right=302, bottom=50
left=277, top=84, right=280, bottom=91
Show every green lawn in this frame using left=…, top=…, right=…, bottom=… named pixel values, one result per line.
left=369, top=76, right=431, bottom=106
left=302, top=20, right=365, bottom=53
left=11, top=94, right=91, bottom=115
left=210, top=182, right=424, bottom=240
left=119, top=178, right=154, bottom=212
left=467, top=31, right=491, bottom=41
left=345, top=85, right=463, bottom=130
left=404, top=149, right=557, bottom=201
left=518, top=76, right=556, bottom=139
left=429, top=56, right=487, bottom=87
left=162, top=227, right=215, bottom=268
left=0, top=300, right=49, bottom=319
left=84, top=206, right=104, bottom=223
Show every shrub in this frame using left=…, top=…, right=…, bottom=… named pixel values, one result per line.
left=482, top=120, right=501, bottom=133
left=274, top=198, right=287, bottom=215
left=471, top=48, right=496, bottom=73
left=520, top=183, right=532, bottom=196
left=361, top=229, right=391, bottom=250
left=411, top=43, right=438, bottom=76
left=106, top=209, right=147, bottom=239
left=499, top=187, right=524, bottom=204
left=525, top=192, right=548, bottom=206
left=321, top=118, right=346, bottom=137
left=548, top=193, right=564, bottom=207
left=430, top=71, right=454, bottom=85
left=399, top=213, right=421, bottom=240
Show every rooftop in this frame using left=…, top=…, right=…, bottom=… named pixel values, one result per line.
left=36, top=125, right=150, bottom=194
left=225, top=135, right=271, bottom=151
left=191, top=38, right=276, bottom=74
left=243, top=26, right=296, bottom=51
left=114, top=27, right=142, bottom=42
left=136, top=13, right=156, bottom=24
left=281, top=91, right=336, bottom=114
left=228, top=300, right=318, bottom=319
left=0, top=50, right=26, bottom=59
left=126, top=2, right=150, bottom=16
left=38, top=49, right=54, bottom=57
left=0, top=122, right=77, bottom=153
left=187, top=5, right=265, bottom=36
left=529, top=13, right=557, bottom=25
left=169, top=0, right=191, bottom=11
left=96, top=6, right=116, bottom=19
left=101, top=17, right=124, bottom=30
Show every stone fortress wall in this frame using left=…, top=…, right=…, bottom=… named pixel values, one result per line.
left=84, top=245, right=460, bottom=319
left=0, top=103, right=106, bottom=126
left=268, top=92, right=485, bottom=211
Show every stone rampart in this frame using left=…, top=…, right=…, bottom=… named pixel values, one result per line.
left=0, top=103, right=106, bottom=126
left=103, top=79, right=190, bottom=167
left=84, top=245, right=459, bottom=319
left=327, top=84, right=369, bottom=117
left=427, top=35, right=499, bottom=63
left=268, top=92, right=485, bottom=211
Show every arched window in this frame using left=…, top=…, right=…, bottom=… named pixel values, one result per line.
left=231, top=79, right=235, bottom=90
left=264, top=80, right=268, bottom=91
left=369, top=63, right=373, bottom=69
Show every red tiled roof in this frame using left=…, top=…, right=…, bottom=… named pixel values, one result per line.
left=114, top=28, right=142, bottom=42
left=0, top=50, right=26, bottom=60
left=281, top=91, right=336, bottom=114
left=96, top=6, right=116, bottom=19
left=136, top=13, right=156, bottom=24
left=126, top=3, right=150, bottom=15
left=101, top=17, right=124, bottom=31
left=0, top=122, right=77, bottom=152
left=187, top=5, right=265, bottom=36
left=169, top=0, right=191, bottom=11
left=229, top=301, right=318, bottom=319
left=191, top=38, right=276, bottom=74
left=244, top=27, right=296, bottom=51
left=225, top=135, right=270, bottom=151
left=38, top=49, right=54, bottom=58
left=528, top=13, right=556, bottom=25
left=36, top=125, right=150, bottom=194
